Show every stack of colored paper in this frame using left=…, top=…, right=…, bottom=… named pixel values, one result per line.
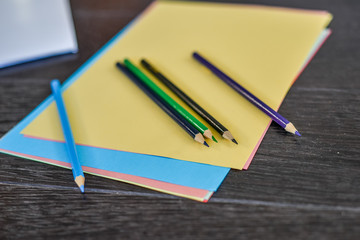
left=0, top=1, right=332, bottom=201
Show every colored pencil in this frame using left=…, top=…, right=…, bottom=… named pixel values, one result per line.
left=50, top=79, right=85, bottom=193
left=141, top=59, right=237, bottom=144
left=123, top=59, right=216, bottom=141
left=192, top=52, right=301, bottom=136
left=116, top=62, right=208, bottom=147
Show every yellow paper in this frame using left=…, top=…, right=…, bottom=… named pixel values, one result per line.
left=22, top=1, right=332, bottom=169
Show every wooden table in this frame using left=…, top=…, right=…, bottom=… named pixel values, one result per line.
left=1, top=0, right=359, bottom=239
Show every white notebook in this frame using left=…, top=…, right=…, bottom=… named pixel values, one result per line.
left=0, top=0, right=78, bottom=68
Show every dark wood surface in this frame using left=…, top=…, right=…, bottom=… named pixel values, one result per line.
left=1, top=0, right=359, bottom=239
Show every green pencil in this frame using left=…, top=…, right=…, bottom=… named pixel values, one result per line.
left=124, top=59, right=215, bottom=141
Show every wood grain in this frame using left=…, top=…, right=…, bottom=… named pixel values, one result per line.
left=1, top=0, right=359, bottom=239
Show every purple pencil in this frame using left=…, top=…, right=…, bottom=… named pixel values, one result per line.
left=193, top=52, right=300, bottom=136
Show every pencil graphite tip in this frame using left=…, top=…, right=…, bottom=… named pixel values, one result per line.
left=75, top=175, right=85, bottom=193
left=212, top=136, right=218, bottom=143
left=194, top=133, right=206, bottom=145
left=79, top=185, right=85, bottom=193
left=222, top=131, right=237, bottom=144
left=204, top=141, right=209, bottom=147
left=203, top=129, right=213, bottom=139
left=284, top=122, right=300, bottom=136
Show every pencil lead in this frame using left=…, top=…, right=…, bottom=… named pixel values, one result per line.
left=194, top=133, right=206, bottom=145
left=204, top=141, right=209, bottom=147
left=203, top=129, right=213, bottom=139
left=75, top=175, right=85, bottom=193
left=284, top=122, right=300, bottom=135
left=212, top=136, right=218, bottom=142
left=79, top=185, right=85, bottom=193
left=222, top=130, right=238, bottom=143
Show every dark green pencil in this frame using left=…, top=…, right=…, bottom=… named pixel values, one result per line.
left=141, top=59, right=237, bottom=144
left=116, top=62, right=208, bottom=147
left=124, top=59, right=216, bottom=141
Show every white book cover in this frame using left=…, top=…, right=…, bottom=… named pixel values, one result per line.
left=0, top=0, right=78, bottom=68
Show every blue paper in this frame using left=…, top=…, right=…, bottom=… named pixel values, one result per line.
left=0, top=128, right=229, bottom=191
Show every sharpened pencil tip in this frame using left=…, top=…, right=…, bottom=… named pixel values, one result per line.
left=284, top=122, right=301, bottom=136
left=232, top=139, right=238, bottom=144
left=204, top=141, right=209, bottom=147
left=75, top=175, right=85, bottom=193
left=212, top=136, right=218, bottom=142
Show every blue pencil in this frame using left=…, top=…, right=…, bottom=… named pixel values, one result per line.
left=192, top=52, right=301, bottom=136
left=50, top=79, right=85, bottom=193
